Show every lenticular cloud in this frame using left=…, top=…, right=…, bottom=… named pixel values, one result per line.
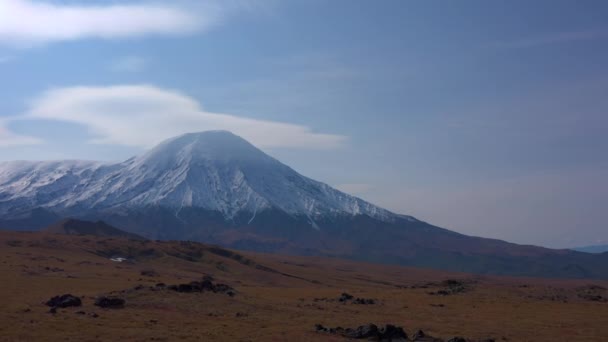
left=8, top=84, right=346, bottom=149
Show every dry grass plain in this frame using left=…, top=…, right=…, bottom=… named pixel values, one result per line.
left=0, top=231, right=606, bottom=341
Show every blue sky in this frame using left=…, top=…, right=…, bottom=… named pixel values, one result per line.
left=0, top=0, right=607, bottom=248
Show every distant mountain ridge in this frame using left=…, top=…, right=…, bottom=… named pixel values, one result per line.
left=573, top=245, right=608, bottom=254
left=0, top=131, right=607, bottom=279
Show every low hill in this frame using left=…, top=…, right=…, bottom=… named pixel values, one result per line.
left=44, top=218, right=145, bottom=240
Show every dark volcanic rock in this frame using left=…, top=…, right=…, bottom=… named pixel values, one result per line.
left=413, top=329, right=443, bottom=341
left=213, top=283, right=234, bottom=293
left=447, top=338, right=466, bottom=342
left=343, top=324, right=379, bottom=339
left=168, top=283, right=197, bottom=293
left=429, top=279, right=469, bottom=296
left=315, top=323, right=484, bottom=342
left=339, top=292, right=354, bottom=302
left=576, top=284, right=607, bottom=302
left=336, top=292, right=375, bottom=304
left=168, top=279, right=235, bottom=296
left=379, top=324, right=408, bottom=341
left=315, top=323, right=407, bottom=341
left=45, top=294, right=82, bottom=308
left=94, top=296, right=125, bottom=309
left=412, top=330, right=426, bottom=340
left=580, top=294, right=606, bottom=302
left=353, top=297, right=376, bottom=305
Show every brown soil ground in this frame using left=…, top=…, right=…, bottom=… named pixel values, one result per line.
left=0, top=231, right=606, bottom=341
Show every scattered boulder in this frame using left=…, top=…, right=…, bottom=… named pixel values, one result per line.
left=412, top=330, right=426, bottom=340
left=447, top=338, right=467, bottom=342
left=429, top=279, right=468, bottom=296
left=339, top=292, right=354, bottom=302
left=315, top=323, right=407, bottom=341
left=94, top=296, right=125, bottom=309
left=336, top=292, right=375, bottom=304
left=577, top=285, right=607, bottom=302
left=316, top=324, right=346, bottom=336
left=379, top=324, right=408, bottom=341
left=413, top=330, right=443, bottom=341
left=45, top=294, right=82, bottom=308
left=168, top=283, right=198, bottom=293
left=353, top=297, right=376, bottom=305
left=167, top=278, right=235, bottom=296
left=343, top=324, right=379, bottom=339
left=580, top=294, right=606, bottom=302
left=442, top=279, right=464, bottom=287
left=316, top=324, right=490, bottom=342
left=213, top=283, right=233, bottom=293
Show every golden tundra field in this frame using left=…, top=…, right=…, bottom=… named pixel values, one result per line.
left=0, top=231, right=607, bottom=342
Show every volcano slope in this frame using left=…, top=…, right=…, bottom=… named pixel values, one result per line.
left=0, top=230, right=606, bottom=341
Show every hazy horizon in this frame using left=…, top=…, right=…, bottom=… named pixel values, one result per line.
left=1, top=0, right=607, bottom=248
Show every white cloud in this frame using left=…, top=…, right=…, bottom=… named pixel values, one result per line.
left=0, top=0, right=227, bottom=47
left=109, top=56, right=147, bottom=72
left=7, top=84, right=346, bottom=149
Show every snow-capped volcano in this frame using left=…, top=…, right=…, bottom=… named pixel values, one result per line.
left=2, top=131, right=608, bottom=280
left=0, top=131, right=398, bottom=224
